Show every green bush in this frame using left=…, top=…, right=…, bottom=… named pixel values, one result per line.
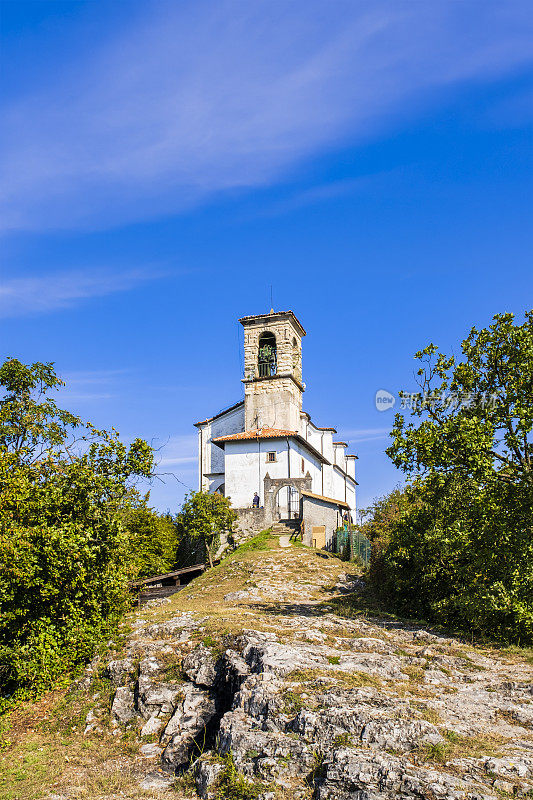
left=176, top=491, right=236, bottom=567
left=0, top=358, right=153, bottom=698
left=368, top=311, right=533, bottom=644
left=122, top=499, right=178, bottom=578
left=366, top=480, right=533, bottom=643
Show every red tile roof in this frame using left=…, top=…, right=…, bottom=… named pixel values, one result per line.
left=213, top=427, right=297, bottom=443
left=212, top=428, right=331, bottom=465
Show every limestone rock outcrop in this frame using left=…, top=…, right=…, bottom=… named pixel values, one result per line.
left=89, top=550, right=533, bottom=799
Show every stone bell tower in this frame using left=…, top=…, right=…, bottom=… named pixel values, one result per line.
left=239, top=310, right=306, bottom=432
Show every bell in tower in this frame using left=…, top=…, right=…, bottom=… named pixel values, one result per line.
left=257, top=331, right=277, bottom=377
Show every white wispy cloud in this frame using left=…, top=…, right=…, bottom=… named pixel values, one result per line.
left=58, top=392, right=115, bottom=403
left=1, top=0, right=531, bottom=232
left=339, top=427, right=391, bottom=443
left=55, top=368, right=132, bottom=402
left=0, top=268, right=161, bottom=317
left=60, top=369, right=131, bottom=386
left=157, top=434, right=198, bottom=467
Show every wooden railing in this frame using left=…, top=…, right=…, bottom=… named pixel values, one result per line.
left=129, top=563, right=206, bottom=590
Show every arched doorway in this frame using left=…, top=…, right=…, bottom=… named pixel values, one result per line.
left=275, top=484, right=300, bottom=520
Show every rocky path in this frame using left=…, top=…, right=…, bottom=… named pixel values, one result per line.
left=81, top=538, right=533, bottom=799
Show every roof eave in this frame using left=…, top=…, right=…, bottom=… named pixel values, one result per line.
left=301, top=490, right=350, bottom=510
left=194, top=399, right=244, bottom=428
left=333, top=462, right=358, bottom=484
left=213, top=431, right=331, bottom=465
left=238, top=310, right=306, bottom=337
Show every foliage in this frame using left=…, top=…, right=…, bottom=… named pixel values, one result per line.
left=357, top=488, right=407, bottom=587
left=176, top=491, right=236, bottom=567
left=174, top=526, right=207, bottom=569
left=388, top=311, right=533, bottom=488
left=0, top=358, right=153, bottom=698
left=0, top=358, right=81, bottom=463
left=258, top=345, right=275, bottom=364
left=371, top=312, right=533, bottom=643
left=227, top=529, right=272, bottom=558
left=215, top=753, right=263, bottom=800
left=121, top=496, right=178, bottom=578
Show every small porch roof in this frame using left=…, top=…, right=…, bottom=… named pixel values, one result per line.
left=301, top=490, right=350, bottom=510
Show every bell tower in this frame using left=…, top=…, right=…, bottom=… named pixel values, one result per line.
left=239, top=310, right=306, bottom=432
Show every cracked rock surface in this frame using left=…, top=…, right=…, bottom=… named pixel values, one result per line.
left=89, top=542, right=532, bottom=799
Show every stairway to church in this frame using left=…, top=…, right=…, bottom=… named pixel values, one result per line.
left=271, top=519, right=301, bottom=538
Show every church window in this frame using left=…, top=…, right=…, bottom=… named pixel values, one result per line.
left=258, top=331, right=277, bottom=377
left=301, top=457, right=305, bottom=473
left=267, top=451, right=277, bottom=462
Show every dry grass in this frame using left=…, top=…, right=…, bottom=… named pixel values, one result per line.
left=287, top=667, right=382, bottom=692
left=144, top=540, right=352, bottom=649
left=410, top=701, right=443, bottom=725
left=416, top=729, right=507, bottom=765
left=488, top=645, right=533, bottom=667
left=402, top=666, right=426, bottom=683
left=0, top=725, right=175, bottom=800
left=0, top=673, right=190, bottom=799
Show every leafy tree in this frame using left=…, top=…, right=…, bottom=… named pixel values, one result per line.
left=122, top=496, right=178, bottom=578
left=176, top=491, right=236, bottom=568
left=355, top=487, right=405, bottom=581
left=376, top=312, right=533, bottom=643
left=388, top=311, right=533, bottom=488
left=0, top=358, right=153, bottom=698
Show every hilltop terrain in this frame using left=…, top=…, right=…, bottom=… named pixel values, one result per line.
left=2, top=533, right=532, bottom=800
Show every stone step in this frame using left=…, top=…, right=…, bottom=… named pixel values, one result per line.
left=271, top=524, right=299, bottom=536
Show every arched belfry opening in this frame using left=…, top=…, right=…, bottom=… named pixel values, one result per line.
left=258, top=331, right=277, bottom=377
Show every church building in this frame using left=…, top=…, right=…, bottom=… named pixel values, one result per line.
left=194, top=310, right=357, bottom=547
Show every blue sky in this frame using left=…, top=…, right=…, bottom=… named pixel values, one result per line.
left=1, top=0, right=532, bottom=513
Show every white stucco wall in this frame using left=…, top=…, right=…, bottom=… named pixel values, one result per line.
left=197, top=403, right=245, bottom=491
left=216, top=424, right=352, bottom=513
left=323, top=467, right=335, bottom=500
left=224, top=438, right=288, bottom=508
left=332, top=466, right=346, bottom=504
left=223, top=436, right=324, bottom=509
left=321, top=431, right=334, bottom=465
left=346, top=456, right=356, bottom=480
left=289, top=438, right=323, bottom=495
left=333, top=444, right=348, bottom=474
left=306, top=422, right=323, bottom=454
left=345, top=480, right=356, bottom=517
left=194, top=306, right=362, bottom=529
